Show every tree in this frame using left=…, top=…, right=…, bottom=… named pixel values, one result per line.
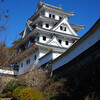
left=0, top=0, right=9, bottom=32
left=0, top=42, right=17, bottom=68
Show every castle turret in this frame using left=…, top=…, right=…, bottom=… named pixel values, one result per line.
left=13, top=1, right=85, bottom=75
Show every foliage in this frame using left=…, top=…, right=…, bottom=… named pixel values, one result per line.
left=12, top=38, right=22, bottom=46
left=43, top=78, right=67, bottom=100
left=0, top=0, right=9, bottom=31
left=85, top=92, right=100, bottom=100
left=17, top=88, right=43, bottom=100
left=2, top=79, right=18, bottom=93
left=12, top=86, right=26, bottom=99
left=16, top=75, right=28, bottom=87
left=0, top=92, right=12, bottom=98
left=0, top=42, right=18, bottom=68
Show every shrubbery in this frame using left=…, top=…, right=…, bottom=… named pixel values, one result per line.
left=17, top=88, right=43, bottom=100
left=2, top=79, right=18, bottom=93
left=17, top=68, right=47, bottom=90
left=0, top=92, right=12, bottom=98
left=12, top=86, right=26, bottom=99
left=43, top=78, right=66, bottom=100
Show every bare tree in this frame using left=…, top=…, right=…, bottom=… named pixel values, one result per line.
left=0, top=0, right=9, bottom=32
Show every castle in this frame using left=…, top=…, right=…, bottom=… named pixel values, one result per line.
left=13, top=0, right=85, bottom=75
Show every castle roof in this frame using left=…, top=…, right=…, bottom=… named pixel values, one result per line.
left=16, top=26, right=80, bottom=48
left=29, top=1, right=75, bottom=21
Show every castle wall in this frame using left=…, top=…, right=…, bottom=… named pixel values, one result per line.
left=44, top=11, right=63, bottom=20
left=39, top=48, right=49, bottom=58
left=52, top=52, right=62, bottom=59
left=39, top=34, right=51, bottom=43
left=42, top=22, right=53, bottom=29
left=52, top=27, right=100, bottom=70
left=17, top=50, right=39, bottom=75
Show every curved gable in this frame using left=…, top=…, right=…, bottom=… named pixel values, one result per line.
left=52, top=18, right=78, bottom=36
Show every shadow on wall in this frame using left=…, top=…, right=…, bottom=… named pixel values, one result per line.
left=53, top=41, right=100, bottom=100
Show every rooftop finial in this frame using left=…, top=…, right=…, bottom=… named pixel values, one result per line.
left=39, top=0, right=42, bottom=5
left=59, top=4, right=62, bottom=9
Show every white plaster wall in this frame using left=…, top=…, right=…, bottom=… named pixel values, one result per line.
left=39, top=49, right=49, bottom=58
left=44, top=11, right=65, bottom=20
left=52, top=18, right=77, bottom=36
left=39, top=51, right=62, bottom=66
left=57, top=37, right=73, bottom=48
left=17, top=48, right=50, bottom=75
left=17, top=50, right=39, bottom=75
left=39, top=52, right=52, bottom=66
left=52, top=27, right=100, bottom=70
left=45, top=11, right=49, bottom=17
left=39, top=34, right=51, bottom=43
left=42, top=22, right=53, bottom=29
left=55, top=25, right=73, bottom=35
left=0, top=69, right=14, bottom=75
left=52, top=52, right=62, bottom=59
left=62, top=39, right=73, bottom=48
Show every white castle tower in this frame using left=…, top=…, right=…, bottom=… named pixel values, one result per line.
left=13, top=1, right=85, bottom=75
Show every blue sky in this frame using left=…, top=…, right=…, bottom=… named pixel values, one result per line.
left=0, top=0, right=100, bottom=46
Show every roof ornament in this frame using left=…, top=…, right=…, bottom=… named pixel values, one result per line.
left=59, top=4, right=62, bottom=9
left=39, top=0, right=42, bottom=5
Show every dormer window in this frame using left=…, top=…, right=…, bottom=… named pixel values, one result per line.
left=37, top=37, right=39, bottom=41
left=59, top=16, right=62, bottom=20
left=21, top=63, right=23, bottom=67
left=60, top=25, right=67, bottom=31
left=26, top=59, right=30, bottom=65
left=64, top=27, right=66, bottom=31
left=46, top=24, right=49, bottom=28
left=60, top=26, right=63, bottom=30
left=53, top=15, right=55, bottom=18
left=65, top=41, right=68, bottom=45
left=43, top=36, right=46, bottom=41
left=49, top=14, right=52, bottom=18
left=58, top=39, right=62, bottom=44
left=49, top=13, right=55, bottom=19
left=34, top=55, right=37, bottom=60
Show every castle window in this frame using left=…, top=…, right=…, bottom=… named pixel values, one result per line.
left=34, top=55, right=37, bottom=60
left=65, top=41, right=68, bottom=45
left=26, top=59, right=30, bottom=65
left=37, top=37, right=39, bottom=41
left=46, top=24, right=49, bottom=28
left=49, top=14, right=52, bottom=18
left=58, top=39, right=62, bottom=44
left=43, top=36, right=46, bottom=41
left=53, top=15, right=55, bottom=19
left=60, top=26, right=63, bottom=30
left=59, top=16, right=62, bottom=20
left=64, top=27, right=66, bottom=31
left=60, top=26, right=67, bottom=31
left=40, top=23, right=43, bottom=27
left=21, top=63, right=23, bottom=67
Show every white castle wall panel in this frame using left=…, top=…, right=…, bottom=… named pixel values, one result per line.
left=39, top=34, right=51, bottom=43
left=53, top=52, right=62, bottom=59
left=52, top=28, right=100, bottom=70
left=18, top=50, right=39, bottom=75
left=39, top=53, right=52, bottom=66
